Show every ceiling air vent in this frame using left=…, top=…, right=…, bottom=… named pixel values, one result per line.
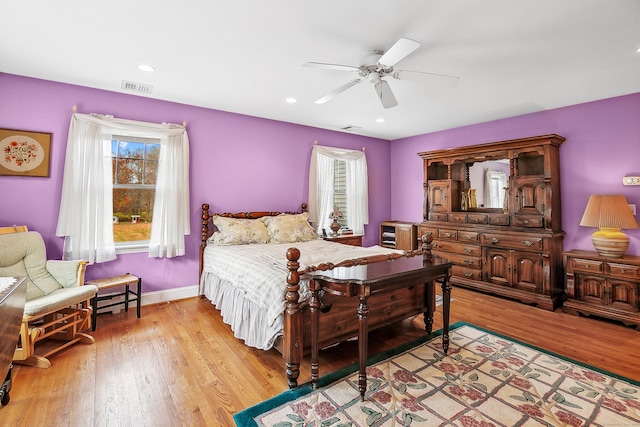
left=340, top=125, right=362, bottom=131
left=121, top=80, right=154, bottom=94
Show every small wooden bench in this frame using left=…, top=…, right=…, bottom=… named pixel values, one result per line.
left=87, top=274, right=141, bottom=331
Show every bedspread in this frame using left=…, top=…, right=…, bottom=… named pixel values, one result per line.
left=200, top=239, right=401, bottom=348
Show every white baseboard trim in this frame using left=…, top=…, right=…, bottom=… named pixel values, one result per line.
left=140, top=285, right=199, bottom=306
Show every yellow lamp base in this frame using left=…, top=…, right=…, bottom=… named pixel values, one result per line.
left=591, top=227, right=629, bottom=258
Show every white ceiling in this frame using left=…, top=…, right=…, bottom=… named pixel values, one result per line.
left=2, top=1, right=640, bottom=140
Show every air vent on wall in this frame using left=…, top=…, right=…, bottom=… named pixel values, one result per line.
left=340, top=125, right=362, bottom=131
left=121, top=80, right=154, bottom=94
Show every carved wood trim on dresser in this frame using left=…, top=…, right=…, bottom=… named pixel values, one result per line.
left=417, top=134, right=566, bottom=310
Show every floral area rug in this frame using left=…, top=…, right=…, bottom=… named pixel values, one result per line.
left=234, top=322, right=640, bottom=427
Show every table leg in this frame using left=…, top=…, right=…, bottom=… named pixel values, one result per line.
left=310, top=281, right=320, bottom=387
left=441, top=276, right=452, bottom=355
left=357, top=296, right=369, bottom=401
left=423, top=281, right=435, bottom=335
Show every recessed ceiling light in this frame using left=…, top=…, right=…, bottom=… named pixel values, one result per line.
left=376, top=118, right=385, bottom=123
left=138, top=64, right=155, bottom=72
left=286, top=97, right=297, bottom=103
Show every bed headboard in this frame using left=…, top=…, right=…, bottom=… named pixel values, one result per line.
left=199, top=202, right=308, bottom=277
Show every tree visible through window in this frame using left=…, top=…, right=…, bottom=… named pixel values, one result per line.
left=111, top=136, right=161, bottom=243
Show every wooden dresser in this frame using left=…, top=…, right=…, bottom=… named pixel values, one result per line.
left=563, top=250, right=640, bottom=329
left=417, top=134, right=566, bottom=310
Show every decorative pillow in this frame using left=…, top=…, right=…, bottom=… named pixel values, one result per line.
left=262, top=212, right=319, bottom=244
left=208, top=216, right=270, bottom=245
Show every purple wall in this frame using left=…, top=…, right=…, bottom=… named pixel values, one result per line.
left=0, top=73, right=391, bottom=291
left=390, top=92, right=640, bottom=256
left=3, top=72, right=639, bottom=294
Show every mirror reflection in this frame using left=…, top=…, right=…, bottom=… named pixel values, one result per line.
left=467, top=160, right=509, bottom=209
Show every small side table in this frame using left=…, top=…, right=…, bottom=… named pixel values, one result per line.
left=87, top=274, right=141, bottom=331
left=306, top=255, right=452, bottom=401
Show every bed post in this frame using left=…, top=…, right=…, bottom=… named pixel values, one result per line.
left=421, top=231, right=433, bottom=261
left=200, top=203, right=210, bottom=280
left=284, top=247, right=302, bottom=388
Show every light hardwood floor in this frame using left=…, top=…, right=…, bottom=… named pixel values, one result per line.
left=2, top=287, right=639, bottom=426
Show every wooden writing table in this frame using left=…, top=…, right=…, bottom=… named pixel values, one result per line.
left=306, top=254, right=452, bottom=400
left=1, top=277, right=26, bottom=406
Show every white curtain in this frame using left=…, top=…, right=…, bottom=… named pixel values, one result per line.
left=308, top=145, right=369, bottom=235
left=484, top=169, right=507, bottom=209
left=56, top=113, right=190, bottom=263
left=148, top=128, right=191, bottom=258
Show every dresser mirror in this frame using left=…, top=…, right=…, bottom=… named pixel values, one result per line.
left=465, top=159, right=510, bottom=210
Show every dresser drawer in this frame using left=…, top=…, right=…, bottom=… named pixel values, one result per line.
left=438, top=229, right=458, bottom=240
left=489, top=214, right=510, bottom=226
left=449, top=213, right=468, bottom=223
left=428, top=212, right=448, bottom=221
left=482, top=233, right=543, bottom=251
left=457, top=231, right=479, bottom=242
left=467, top=213, right=488, bottom=224
left=571, top=258, right=603, bottom=274
left=416, top=226, right=437, bottom=240
left=452, top=265, right=483, bottom=281
left=433, top=250, right=482, bottom=269
left=512, top=215, right=544, bottom=228
left=432, top=240, right=481, bottom=256
left=607, top=262, right=640, bottom=280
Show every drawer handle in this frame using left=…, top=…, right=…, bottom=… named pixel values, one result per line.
left=491, top=237, right=500, bottom=244
left=463, top=272, right=473, bottom=277
left=620, top=268, right=627, bottom=273
left=462, top=235, right=473, bottom=240
left=522, top=240, right=535, bottom=247
left=443, top=233, right=453, bottom=238
left=463, top=248, right=473, bottom=253
left=464, top=259, right=474, bottom=265
left=586, top=265, right=590, bottom=269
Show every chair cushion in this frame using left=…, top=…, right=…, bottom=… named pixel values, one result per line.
left=0, top=231, right=63, bottom=300
left=23, top=284, right=98, bottom=317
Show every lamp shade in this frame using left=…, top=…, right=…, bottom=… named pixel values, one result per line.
left=579, top=195, right=638, bottom=229
left=580, top=194, right=638, bottom=258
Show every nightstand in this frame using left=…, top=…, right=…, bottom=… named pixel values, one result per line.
left=563, top=249, right=640, bottom=330
left=323, top=234, right=363, bottom=246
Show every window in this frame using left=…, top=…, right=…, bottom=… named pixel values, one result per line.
left=111, top=136, right=161, bottom=247
left=333, top=159, right=348, bottom=227
left=308, top=145, right=368, bottom=235
left=57, top=112, right=190, bottom=263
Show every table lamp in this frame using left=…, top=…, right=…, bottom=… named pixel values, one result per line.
left=579, top=194, right=638, bottom=258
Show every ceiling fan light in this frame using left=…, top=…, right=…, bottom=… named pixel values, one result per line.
left=138, top=64, right=154, bottom=72
left=369, top=72, right=381, bottom=84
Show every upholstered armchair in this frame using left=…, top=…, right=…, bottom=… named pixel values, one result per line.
left=0, top=227, right=98, bottom=368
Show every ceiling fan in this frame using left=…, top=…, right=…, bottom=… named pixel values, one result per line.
left=303, top=37, right=460, bottom=109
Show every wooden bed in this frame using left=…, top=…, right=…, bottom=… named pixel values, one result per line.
left=199, top=203, right=448, bottom=388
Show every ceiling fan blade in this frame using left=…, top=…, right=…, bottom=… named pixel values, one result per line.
left=393, top=70, right=460, bottom=87
left=315, top=79, right=362, bottom=104
left=374, top=80, right=398, bottom=109
left=303, top=62, right=360, bottom=72
left=378, top=37, right=421, bottom=68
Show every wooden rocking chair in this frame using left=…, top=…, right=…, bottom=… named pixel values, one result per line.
left=0, top=226, right=98, bottom=368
